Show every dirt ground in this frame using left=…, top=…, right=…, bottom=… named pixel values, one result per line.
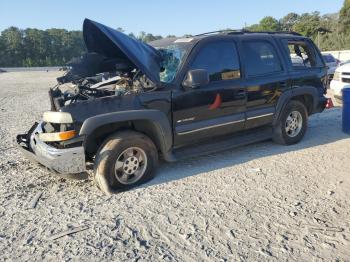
left=0, top=71, right=349, bottom=261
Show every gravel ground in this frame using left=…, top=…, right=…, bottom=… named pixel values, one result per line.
left=0, top=71, right=350, bottom=261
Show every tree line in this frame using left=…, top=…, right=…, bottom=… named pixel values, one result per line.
left=246, top=0, right=350, bottom=51
left=1, top=0, right=349, bottom=67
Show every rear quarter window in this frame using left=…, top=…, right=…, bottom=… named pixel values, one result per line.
left=283, top=39, right=324, bottom=69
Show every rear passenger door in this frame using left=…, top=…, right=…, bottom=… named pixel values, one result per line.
left=241, top=38, right=289, bottom=129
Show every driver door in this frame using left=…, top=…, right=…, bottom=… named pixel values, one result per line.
left=172, top=39, right=246, bottom=147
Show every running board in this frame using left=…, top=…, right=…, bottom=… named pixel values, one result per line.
left=164, top=126, right=273, bottom=162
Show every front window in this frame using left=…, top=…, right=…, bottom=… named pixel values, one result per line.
left=190, top=41, right=241, bottom=82
left=157, top=45, right=188, bottom=83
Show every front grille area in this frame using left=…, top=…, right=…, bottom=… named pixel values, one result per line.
left=342, top=78, right=350, bottom=83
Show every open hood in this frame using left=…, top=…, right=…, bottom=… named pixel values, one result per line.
left=83, top=19, right=162, bottom=84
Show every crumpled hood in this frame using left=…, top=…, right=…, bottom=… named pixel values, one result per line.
left=83, top=18, right=162, bottom=84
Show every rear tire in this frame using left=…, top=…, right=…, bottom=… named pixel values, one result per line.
left=273, top=100, right=308, bottom=145
left=94, top=131, right=158, bottom=194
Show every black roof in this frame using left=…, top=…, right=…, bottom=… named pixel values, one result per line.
left=193, top=29, right=302, bottom=37
left=150, top=30, right=305, bottom=49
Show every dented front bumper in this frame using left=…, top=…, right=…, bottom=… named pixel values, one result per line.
left=17, top=122, right=86, bottom=174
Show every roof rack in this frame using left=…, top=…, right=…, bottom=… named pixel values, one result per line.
left=193, top=30, right=302, bottom=37
left=229, top=30, right=302, bottom=36
left=193, top=29, right=248, bottom=37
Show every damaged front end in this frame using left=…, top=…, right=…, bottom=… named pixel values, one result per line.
left=17, top=18, right=164, bottom=175
left=49, top=54, right=157, bottom=111
left=49, top=18, right=163, bottom=111
left=17, top=122, right=86, bottom=174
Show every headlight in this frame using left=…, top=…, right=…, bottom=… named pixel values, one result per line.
left=38, top=130, right=77, bottom=142
left=42, top=111, right=73, bottom=124
left=333, top=71, right=341, bottom=81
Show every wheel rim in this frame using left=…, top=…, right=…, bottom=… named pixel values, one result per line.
left=114, top=147, right=147, bottom=185
left=285, top=111, right=303, bottom=138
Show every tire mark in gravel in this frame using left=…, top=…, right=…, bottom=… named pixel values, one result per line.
left=0, top=96, right=14, bottom=109
left=139, top=209, right=205, bottom=262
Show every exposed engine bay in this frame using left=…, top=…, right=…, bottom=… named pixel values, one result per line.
left=49, top=52, right=157, bottom=111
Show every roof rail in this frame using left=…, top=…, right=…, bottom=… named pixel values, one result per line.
left=228, top=30, right=302, bottom=36
left=193, top=29, right=249, bottom=37
left=193, top=30, right=302, bottom=37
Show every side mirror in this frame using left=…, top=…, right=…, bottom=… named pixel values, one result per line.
left=182, top=69, right=209, bottom=89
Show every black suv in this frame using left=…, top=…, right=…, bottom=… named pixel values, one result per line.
left=17, top=19, right=328, bottom=194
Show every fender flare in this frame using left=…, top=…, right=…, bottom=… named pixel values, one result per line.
left=79, top=110, right=173, bottom=154
left=273, top=86, right=318, bottom=126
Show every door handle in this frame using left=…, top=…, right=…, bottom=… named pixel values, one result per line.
left=236, top=90, right=246, bottom=98
left=280, top=81, right=287, bottom=88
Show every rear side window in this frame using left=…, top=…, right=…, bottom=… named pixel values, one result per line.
left=284, top=40, right=320, bottom=68
left=243, top=40, right=282, bottom=77
left=190, top=41, right=241, bottom=82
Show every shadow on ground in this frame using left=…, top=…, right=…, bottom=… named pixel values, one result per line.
left=139, top=108, right=348, bottom=189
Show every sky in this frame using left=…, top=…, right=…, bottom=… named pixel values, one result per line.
left=0, top=0, right=345, bottom=36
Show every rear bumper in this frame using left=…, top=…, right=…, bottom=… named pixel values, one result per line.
left=17, top=122, right=86, bottom=174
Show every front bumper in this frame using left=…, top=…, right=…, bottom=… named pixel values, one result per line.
left=17, top=122, right=86, bottom=174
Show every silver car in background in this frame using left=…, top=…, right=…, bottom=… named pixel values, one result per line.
left=322, top=53, right=340, bottom=84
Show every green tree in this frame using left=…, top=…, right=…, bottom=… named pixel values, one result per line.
left=339, top=0, right=350, bottom=33
left=2, top=3, right=350, bottom=67
left=247, top=16, right=281, bottom=31
left=0, top=27, right=24, bottom=66
left=259, top=16, right=281, bottom=31
left=128, top=32, right=136, bottom=39
left=247, top=24, right=261, bottom=31
left=292, top=12, right=321, bottom=37
left=138, top=31, right=163, bottom=43
left=280, top=13, right=300, bottom=31
left=23, top=28, right=50, bottom=66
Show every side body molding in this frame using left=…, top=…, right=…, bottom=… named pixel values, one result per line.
left=79, top=110, right=173, bottom=153
left=273, top=86, right=319, bottom=125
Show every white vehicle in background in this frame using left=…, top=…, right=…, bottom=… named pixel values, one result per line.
left=340, top=59, right=350, bottom=66
left=330, top=63, right=350, bottom=103
left=322, top=53, right=340, bottom=84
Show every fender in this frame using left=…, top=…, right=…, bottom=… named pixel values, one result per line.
left=273, top=86, right=319, bottom=126
left=79, top=110, right=173, bottom=154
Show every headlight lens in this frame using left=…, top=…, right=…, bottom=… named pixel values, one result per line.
left=42, top=111, right=73, bottom=124
left=38, top=130, right=77, bottom=142
left=333, top=71, right=341, bottom=81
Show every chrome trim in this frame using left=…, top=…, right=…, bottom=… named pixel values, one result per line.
left=177, top=117, right=195, bottom=123
left=177, top=119, right=244, bottom=135
left=247, top=113, right=274, bottom=121
left=20, top=122, right=86, bottom=174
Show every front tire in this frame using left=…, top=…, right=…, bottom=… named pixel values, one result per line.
left=273, top=100, right=308, bottom=145
left=94, top=131, right=158, bottom=194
